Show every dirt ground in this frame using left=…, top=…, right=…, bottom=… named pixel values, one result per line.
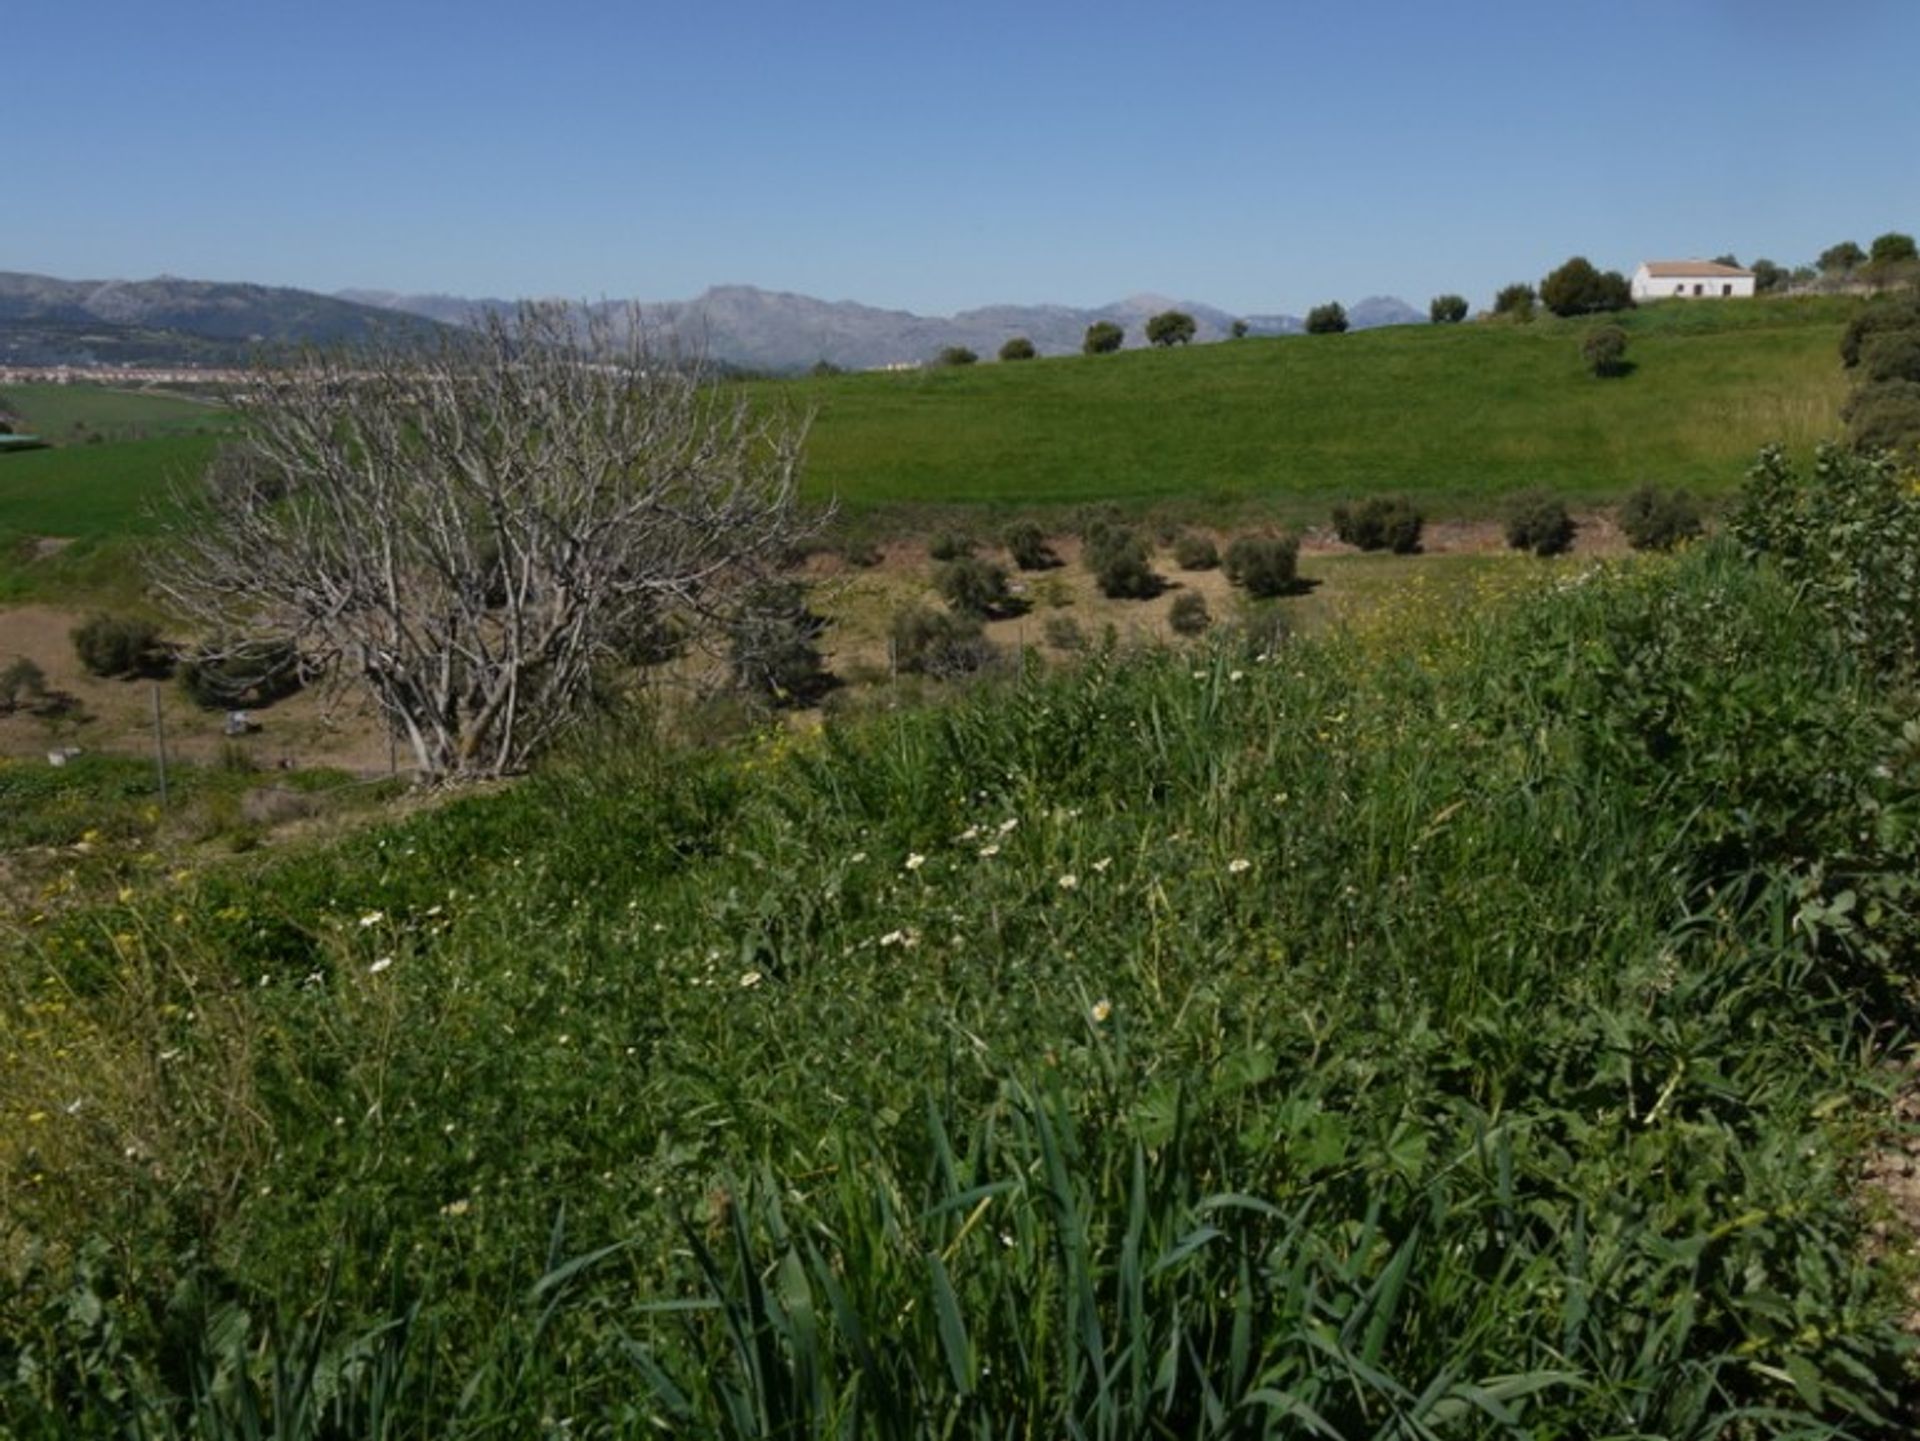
left=0, top=605, right=397, bottom=775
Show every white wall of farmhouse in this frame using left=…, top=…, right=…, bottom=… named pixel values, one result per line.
left=1631, top=265, right=1756, bottom=301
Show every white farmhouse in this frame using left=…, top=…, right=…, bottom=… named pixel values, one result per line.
left=1631, top=260, right=1756, bottom=301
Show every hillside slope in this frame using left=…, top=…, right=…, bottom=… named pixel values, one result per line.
left=787, top=297, right=1856, bottom=514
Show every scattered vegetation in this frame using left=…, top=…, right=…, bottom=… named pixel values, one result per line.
left=1082, top=522, right=1161, bottom=599
left=927, top=531, right=975, bottom=562
left=1167, top=590, right=1210, bottom=635
left=69, top=612, right=165, bottom=678
left=1618, top=484, right=1704, bottom=552
left=1332, top=496, right=1423, bottom=553
left=1223, top=532, right=1301, bottom=597
left=1503, top=490, right=1577, bottom=556
left=888, top=602, right=997, bottom=677
left=727, top=580, right=831, bottom=705
left=934, top=555, right=1016, bottom=618
left=1582, top=324, right=1630, bottom=378
left=1171, top=531, right=1219, bottom=570
left=1002, top=520, right=1058, bottom=571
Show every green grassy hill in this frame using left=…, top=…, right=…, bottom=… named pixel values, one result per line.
left=786, top=296, right=1856, bottom=517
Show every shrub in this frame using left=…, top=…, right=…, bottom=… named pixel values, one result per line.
left=1, top=656, right=47, bottom=712
left=727, top=582, right=830, bottom=705
left=935, top=556, right=1013, bottom=618
left=1042, top=615, right=1087, bottom=652
left=890, top=604, right=998, bottom=677
left=1331, top=497, right=1423, bottom=553
left=1504, top=491, right=1578, bottom=556
left=1839, top=295, right=1920, bottom=368
left=1305, top=303, right=1348, bottom=335
left=998, top=337, right=1036, bottom=362
left=1172, top=532, right=1220, bottom=570
left=1083, top=321, right=1124, bottom=355
left=1429, top=294, right=1469, bottom=324
left=839, top=536, right=882, bottom=568
left=177, top=638, right=305, bottom=710
left=1582, top=325, right=1630, bottom=378
left=1003, top=520, right=1058, bottom=571
left=1860, top=331, right=1920, bottom=386
left=936, top=346, right=978, bottom=367
left=1842, top=380, right=1920, bottom=460
left=1618, top=485, right=1704, bottom=552
left=1224, top=534, right=1300, bottom=597
left=1168, top=592, right=1211, bottom=636
left=1083, top=525, right=1161, bottom=599
left=71, top=614, right=165, bottom=678
left=928, top=532, right=975, bottom=562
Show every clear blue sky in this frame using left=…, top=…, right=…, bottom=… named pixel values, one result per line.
left=10, top=0, right=1916, bottom=316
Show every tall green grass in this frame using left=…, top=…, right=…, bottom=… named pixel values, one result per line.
left=5, top=448, right=1920, bottom=1434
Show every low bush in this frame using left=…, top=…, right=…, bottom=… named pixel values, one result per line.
left=1223, top=534, right=1299, bottom=597
left=935, top=556, right=1014, bottom=618
left=1084, top=525, right=1162, bottom=600
left=727, top=582, right=830, bottom=705
left=1003, top=520, right=1058, bottom=571
left=1172, top=532, right=1219, bottom=570
left=890, top=604, right=999, bottom=677
left=1618, top=484, right=1704, bottom=552
left=70, top=613, right=166, bottom=678
left=1042, top=615, right=1087, bottom=651
left=176, top=638, right=304, bottom=710
left=1331, top=497, right=1423, bottom=553
left=1504, top=491, right=1577, bottom=556
left=1581, top=325, right=1630, bottom=378
left=998, top=337, right=1036, bottom=362
left=1167, top=592, right=1210, bottom=636
left=1, top=656, right=47, bottom=712
left=1843, top=379, right=1920, bottom=460
left=928, top=532, right=974, bottom=562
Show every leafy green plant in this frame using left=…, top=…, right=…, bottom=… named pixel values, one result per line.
left=890, top=603, right=998, bottom=677
left=727, top=581, right=831, bottom=705
left=927, top=532, right=974, bottom=562
left=1083, top=525, right=1161, bottom=599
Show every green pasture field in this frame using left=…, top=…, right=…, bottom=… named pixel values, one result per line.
left=0, top=383, right=228, bottom=442
left=785, top=296, right=1856, bottom=518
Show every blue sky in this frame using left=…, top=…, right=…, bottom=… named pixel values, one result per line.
left=10, top=0, right=1916, bottom=316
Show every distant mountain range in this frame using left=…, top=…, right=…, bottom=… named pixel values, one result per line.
left=0, top=271, right=444, bottom=368
left=341, top=286, right=1426, bottom=372
left=0, top=269, right=1424, bottom=372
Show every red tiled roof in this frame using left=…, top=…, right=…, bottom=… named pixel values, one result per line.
left=1640, top=260, right=1753, bottom=278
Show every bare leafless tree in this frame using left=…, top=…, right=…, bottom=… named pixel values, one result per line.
left=156, top=303, right=814, bottom=780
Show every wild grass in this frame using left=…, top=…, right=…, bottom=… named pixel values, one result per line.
left=5, top=445, right=1920, bottom=1435
left=782, top=297, right=1854, bottom=517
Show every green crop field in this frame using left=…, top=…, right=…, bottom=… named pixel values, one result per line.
left=785, top=296, right=1856, bottom=517
left=0, top=383, right=229, bottom=443
left=0, top=433, right=216, bottom=539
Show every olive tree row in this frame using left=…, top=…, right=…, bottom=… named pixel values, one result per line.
left=158, top=303, right=815, bottom=781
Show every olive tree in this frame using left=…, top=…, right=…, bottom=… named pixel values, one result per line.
left=157, top=303, right=815, bottom=781
left=1145, top=310, right=1197, bottom=346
